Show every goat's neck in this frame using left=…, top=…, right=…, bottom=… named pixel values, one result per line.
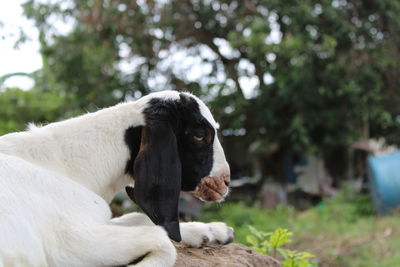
left=0, top=102, right=145, bottom=202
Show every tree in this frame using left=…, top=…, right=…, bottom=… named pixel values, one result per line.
left=7, top=0, right=400, bottom=180
left=0, top=87, right=64, bottom=135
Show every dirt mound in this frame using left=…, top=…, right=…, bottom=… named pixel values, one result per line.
left=175, top=243, right=280, bottom=267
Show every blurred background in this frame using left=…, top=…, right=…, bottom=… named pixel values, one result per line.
left=1, top=0, right=400, bottom=265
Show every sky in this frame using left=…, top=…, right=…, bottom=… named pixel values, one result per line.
left=0, top=0, right=42, bottom=90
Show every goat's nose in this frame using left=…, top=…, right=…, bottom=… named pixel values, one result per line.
left=223, top=174, right=230, bottom=186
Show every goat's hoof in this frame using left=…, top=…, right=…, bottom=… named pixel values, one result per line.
left=180, top=222, right=234, bottom=248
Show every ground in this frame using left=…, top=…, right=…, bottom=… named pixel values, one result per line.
left=175, top=243, right=280, bottom=267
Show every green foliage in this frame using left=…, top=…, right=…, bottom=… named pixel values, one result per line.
left=282, top=251, right=317, bottom=267
left=0, top=88, right=65, bottom=135
left=200, top=193, right=375, bottom=246
left=247, top=226, right=292, bottom=255
left=246, top=226, right=316, bottom=267
left=10, top=0, right=400, bottom=157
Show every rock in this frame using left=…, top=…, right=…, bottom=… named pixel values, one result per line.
left=174, top=243, right=281, bottom=267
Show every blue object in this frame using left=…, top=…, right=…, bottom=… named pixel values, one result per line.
left=368, top=151, right=400, bottom=214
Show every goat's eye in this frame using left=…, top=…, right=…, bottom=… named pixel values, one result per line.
left=193, top=135, right=204, bottom=142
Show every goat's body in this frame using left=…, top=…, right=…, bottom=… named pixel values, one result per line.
left=0, top=91, right=232, bottom=266
left=0, top=153, right=111, bottom=266
left=0, top=96, right=171, bottom=266
left=0, top=99, right=146, bottom=202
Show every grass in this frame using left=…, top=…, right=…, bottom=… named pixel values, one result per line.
left=199, top=191, right=400, bottom=266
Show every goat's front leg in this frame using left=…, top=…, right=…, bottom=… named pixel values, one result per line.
left=179, top=222, right=234, bottom=248
left=65, top=224, right=175, bottom=267
left=111, top=213, right=234, bottom=248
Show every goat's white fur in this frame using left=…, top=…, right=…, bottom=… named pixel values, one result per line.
left=0, top=91, right=232, bottom=267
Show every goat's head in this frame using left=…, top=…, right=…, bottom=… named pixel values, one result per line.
left=124, top=91, right=230, bottom=242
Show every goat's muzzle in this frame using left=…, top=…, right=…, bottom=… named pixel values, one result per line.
left=192, top=174, right=230, bottom=202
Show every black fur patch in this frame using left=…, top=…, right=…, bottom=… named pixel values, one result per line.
left=123, top=93, right=216, bottom=241
left=175, top=94, right=215, bottom=191
left=124, top=93, right=215, bottom=190
left=124, top=126, right=142, bottom=177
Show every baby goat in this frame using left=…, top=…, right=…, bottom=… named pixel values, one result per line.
left=0, top=91, right=233, bottom=267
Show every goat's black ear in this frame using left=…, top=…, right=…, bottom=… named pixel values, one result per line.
left=126, top=121, right=182, bottom=242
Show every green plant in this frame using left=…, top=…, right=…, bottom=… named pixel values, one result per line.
left=281, top=250, right=317, bottom=267
left=246, top=226, right=316, bottom=267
